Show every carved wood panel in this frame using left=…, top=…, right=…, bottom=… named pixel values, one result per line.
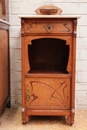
left=23, top=19, right=73, bottom=34
left=25, top=77, right=70, bottom=110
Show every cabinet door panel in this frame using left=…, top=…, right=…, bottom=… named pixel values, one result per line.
left=25, top=77, right=71, bottom=110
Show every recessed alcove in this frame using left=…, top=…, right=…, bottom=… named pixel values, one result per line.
left=28, top=38, right=69, bottom=74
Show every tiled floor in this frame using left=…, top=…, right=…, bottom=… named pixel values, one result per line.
left=0, top=107, right=87, bottom=130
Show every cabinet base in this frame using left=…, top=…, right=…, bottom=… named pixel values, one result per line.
left=22, top=109, right=74, bottom=125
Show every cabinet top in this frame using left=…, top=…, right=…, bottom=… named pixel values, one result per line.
left=19, top=15, right=81, bottom=19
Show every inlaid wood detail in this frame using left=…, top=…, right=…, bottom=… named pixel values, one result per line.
left=23, top=20, right=72, bottom=34
left=25, top=78, right=70, bottom=110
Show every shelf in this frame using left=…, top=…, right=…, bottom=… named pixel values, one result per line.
left=25, top=72, right=72, bottom=78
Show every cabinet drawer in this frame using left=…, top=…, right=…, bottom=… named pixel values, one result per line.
left=23, top=19, right=73, bottom=34
left=25, top=77, right=71, bottom=110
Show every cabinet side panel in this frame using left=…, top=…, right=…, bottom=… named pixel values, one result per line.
left=0, top=29, right=9, bottom=106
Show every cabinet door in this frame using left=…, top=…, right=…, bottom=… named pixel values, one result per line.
left=25, top=77, right=71, bottom=110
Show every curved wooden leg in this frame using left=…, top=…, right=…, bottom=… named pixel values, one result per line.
left=66, top=114, right=74, bottom=125
left=22, top=115, right=29, bottom=124
left=22, top=110, right=29, bottom=124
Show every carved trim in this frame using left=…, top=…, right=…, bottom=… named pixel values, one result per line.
left=35, top=5, right=63, bottom=15
left=25, top=22, right=38, bottom=31
left=63, top=23, right=70, bottom=32
left=24, top=21, right=72, bottom=33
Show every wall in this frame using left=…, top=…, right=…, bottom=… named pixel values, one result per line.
left=8, top=0, right=87, bottom=108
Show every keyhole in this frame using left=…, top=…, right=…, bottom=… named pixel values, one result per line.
left=48, top=26, right=51, bottom=30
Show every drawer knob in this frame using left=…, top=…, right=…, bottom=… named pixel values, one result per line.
left=44, top=24, right=54, bottom=32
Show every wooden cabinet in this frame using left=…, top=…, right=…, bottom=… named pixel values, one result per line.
left=0, top=0, right=6, bottom=19
left=0, top=19, right=10, bottom=116
left=20, top=15, right=80, bottom=125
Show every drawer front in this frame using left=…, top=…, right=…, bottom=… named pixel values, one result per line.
left=23, top=19, right=73, bottom=34
left=25, top=77, right=71, bottom=110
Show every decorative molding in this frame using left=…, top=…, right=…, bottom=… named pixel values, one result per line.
left=63, top=23, right=70, bottom=32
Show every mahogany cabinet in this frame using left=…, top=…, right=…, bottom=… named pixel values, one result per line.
left=0, top=19, right=10, bottom=116
left=20, top=15, right=80, bottom=125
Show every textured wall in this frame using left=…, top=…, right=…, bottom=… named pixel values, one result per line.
left=5, top=0, right=9, bottom=21
left=8, top=0, right=87, bottom=107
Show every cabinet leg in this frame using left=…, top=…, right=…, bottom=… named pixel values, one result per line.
left=22, top=111, right=29, bottom=124
left=22, top=116, right=29, bottom=124
left=66, top=114, right=74, bottom=125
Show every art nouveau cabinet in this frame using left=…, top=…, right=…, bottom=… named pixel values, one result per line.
left=0, top=19, right=10, bottom=116
left=20, top=15, right=80, bottom=125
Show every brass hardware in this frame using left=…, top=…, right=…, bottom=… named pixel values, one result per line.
left=26, top=89, right=30, bottom=100
left=44, top=24, right=54, bottom=32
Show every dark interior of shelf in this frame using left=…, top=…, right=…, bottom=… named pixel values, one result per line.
left=28, top=38, right=69, bottom=74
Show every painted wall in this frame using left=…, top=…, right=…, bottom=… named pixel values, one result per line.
left=8, top=0, right=87, bottom=108
left=5, top=0, right=9, bottom=21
